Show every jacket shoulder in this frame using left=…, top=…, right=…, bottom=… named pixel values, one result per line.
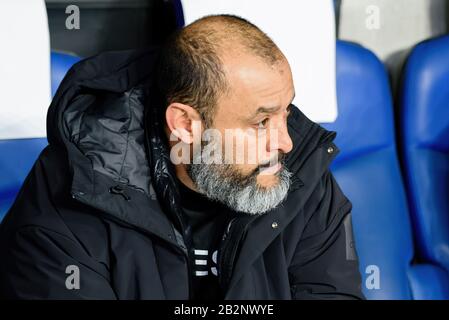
left=0, top=145, right=111, bottom=268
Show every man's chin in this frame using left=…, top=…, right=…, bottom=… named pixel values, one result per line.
left=256, top=172, right=281, bottom=189
left=189, top=162, right=292, bottom=215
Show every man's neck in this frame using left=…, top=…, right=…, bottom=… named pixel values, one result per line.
left=175, top=164, right=199, bottom=192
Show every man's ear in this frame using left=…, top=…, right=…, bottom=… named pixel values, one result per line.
left=165, top=102, right=202, bottom=144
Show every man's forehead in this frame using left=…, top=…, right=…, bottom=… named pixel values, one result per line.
left=222, top=58, right=294, bottom=114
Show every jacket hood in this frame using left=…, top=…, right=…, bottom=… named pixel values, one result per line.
left=45, top=48, right=337, bottom=246
left=47, top=48, right=158, bottom=195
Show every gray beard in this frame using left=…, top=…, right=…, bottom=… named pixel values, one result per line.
left=186, top=157, right=292, bottom=216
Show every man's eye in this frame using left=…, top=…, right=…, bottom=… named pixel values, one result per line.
left=257, top=118, right=269, bottom=129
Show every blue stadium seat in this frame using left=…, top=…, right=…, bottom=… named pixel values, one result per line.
left=323, top=40, right=449, bottom=299
left=0, top=139, right=48, bottom=220
left=399, top=35, right=449, bottom=275
left=51, top=52, right=81, bottom=96
left=0, top=52, right=80, bottom=221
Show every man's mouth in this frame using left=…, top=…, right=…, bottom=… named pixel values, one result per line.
left=258, top=162, right=282, bottom=175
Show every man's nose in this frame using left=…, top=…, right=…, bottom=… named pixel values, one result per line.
left=268, top=122, right=293, bottom=154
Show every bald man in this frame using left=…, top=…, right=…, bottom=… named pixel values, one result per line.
left=0, top=15, right=364, bottom=300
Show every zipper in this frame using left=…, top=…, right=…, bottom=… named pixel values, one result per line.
left=218, top=219, right=234, bottom=290
left=172, top=226, right=194, bottom=300
left=218, top=215, right=255, bottom=291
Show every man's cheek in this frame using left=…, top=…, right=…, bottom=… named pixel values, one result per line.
left=245, top=136, right=264, bottom=165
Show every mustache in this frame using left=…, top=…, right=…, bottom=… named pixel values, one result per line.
left=259, top=153, right=286, bottom=168
left=250, top=153, right=286, bottom=176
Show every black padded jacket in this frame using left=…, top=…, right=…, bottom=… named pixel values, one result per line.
left=0, top=48, right=364, bottom=300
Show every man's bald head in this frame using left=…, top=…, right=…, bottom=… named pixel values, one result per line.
left=157, top=14, right=286, bottom=126
left=181, top=14, right=284, bottom=65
